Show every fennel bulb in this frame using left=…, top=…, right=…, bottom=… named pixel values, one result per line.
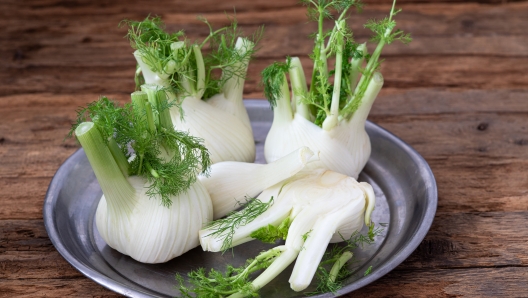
left=265, top=66, right=382, bottom=179
left=199, top=146, right=318, bottom=219
left=262, top=0, right=410, bottom=179
left=72, top=91, right=212, bottom=263
left=127, top=16, right=261, bottom=164
left=198, top=168, right=375, bottom=294
left=95, top=176, right=212, bottom=264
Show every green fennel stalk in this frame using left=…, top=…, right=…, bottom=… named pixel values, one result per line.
left=70, top=90, right=211, bottom=207
left=124, top=15, right=263, bottom=100
left=261, top=0, right=411, bottom=131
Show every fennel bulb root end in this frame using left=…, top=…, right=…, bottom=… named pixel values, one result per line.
left=97, top=178, right=213, bottom=264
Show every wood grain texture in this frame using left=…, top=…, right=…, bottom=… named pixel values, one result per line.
left=354, top=267, right=528, bottom=297
left=2, top=2, right=528, bottom=96
left=0, top=279, right=122, bottom=298
left=1, top=0, right=528, bottom=297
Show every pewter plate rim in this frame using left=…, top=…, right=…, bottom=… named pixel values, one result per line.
left=43, top=99, right=437, bottom=297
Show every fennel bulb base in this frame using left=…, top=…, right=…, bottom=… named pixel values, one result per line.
left=95, top=176, right=213, bottom=264
left=265, top=114, right=371, bottom=179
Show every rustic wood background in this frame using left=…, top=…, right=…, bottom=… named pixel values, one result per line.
left=1, top=0, right=528, bottom=296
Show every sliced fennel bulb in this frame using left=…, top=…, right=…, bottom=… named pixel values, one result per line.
left=198, top=168, right=375, bottom=294
left=128, top=17, right=260, bottom=163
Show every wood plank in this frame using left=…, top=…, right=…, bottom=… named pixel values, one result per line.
left=2, top=3, right=528, bottom=70
left=2, top=54, right=527, bottom=97
left=3, top=95, right=528, bottom=161
left=0, top=278, right=121, bottom=298
left=0, top=145, right=76, bottom=178
left=0, top=178, right=52, bottom=220
left=373, top=88, right=528, bottom=115
left=402, top=211, right=528, bottom=269
left=370, top=111, right=528, bottom=213
left=370, top=112, right=528, bottom=159
left=0, top=0, right=301, bottom=16
left=3, top=88, right=527, bottom=115
left=2, top=2, right=528, bottom=97
left=3, top=33, right=528, bottom=66
left=351, top=267, right=528, bottom=297
left=1, top=1, right=526, bottom=24
left=0, top=220, right=53, bottom=253
left=3, top=31, right=528, bottom=69
left=2, top=267, right=527, bottom=298
left=3, top=152, right=527, bottom=219
left=2, top=2, right=527, bottom=42
left=2, top=91, right=527, bottom=160
left=1, top=154, right=527, bottom=217
left=431, top=162, right=528, bottom=213
left=0, top=66, right=135, bottom=96
left=0, top=251, right=82, bottom=280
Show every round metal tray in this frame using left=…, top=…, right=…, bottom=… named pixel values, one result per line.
left=43, top=100, right=437, bottom=297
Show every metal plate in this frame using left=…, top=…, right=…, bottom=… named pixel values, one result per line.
left=43, top=99, right=437, bottom=297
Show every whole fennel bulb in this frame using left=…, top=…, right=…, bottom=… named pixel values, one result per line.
left=127, top=16, right=261, bottom=163
left=262, top=0, right=410, bottom=178
left=95, top=176, right=212, bottom=264
left=198, top=168, right=375, bottom=294
left=73, top=92, right=213, bottom=263
left=264, top=60, right=382, bottom=178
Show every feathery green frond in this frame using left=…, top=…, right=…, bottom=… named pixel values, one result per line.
left=263, top=0, right=410, bottom=126
left=123, top=16, right=184, bottom=74
left=306, top=225, right=384, bottom=295
left=203, top=197, right=275, bottom=252
left=261, top=57, right=292, bottom=108
left=202, top=15, right=263, bottom=99
left=177, top=246, right=286, bottom=297
left=69, top=92, right=211, bottom=207
left=123, top=14, right=262, bottom=100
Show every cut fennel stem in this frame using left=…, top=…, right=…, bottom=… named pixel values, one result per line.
left=76, top=122, right=212, bottom=263
left=199, top=146, right=319, bottom=219
left=199, top=169, right=375, bottom=293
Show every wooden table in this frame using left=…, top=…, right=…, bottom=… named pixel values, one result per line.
left=1, top=0, right=527, bottom=296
